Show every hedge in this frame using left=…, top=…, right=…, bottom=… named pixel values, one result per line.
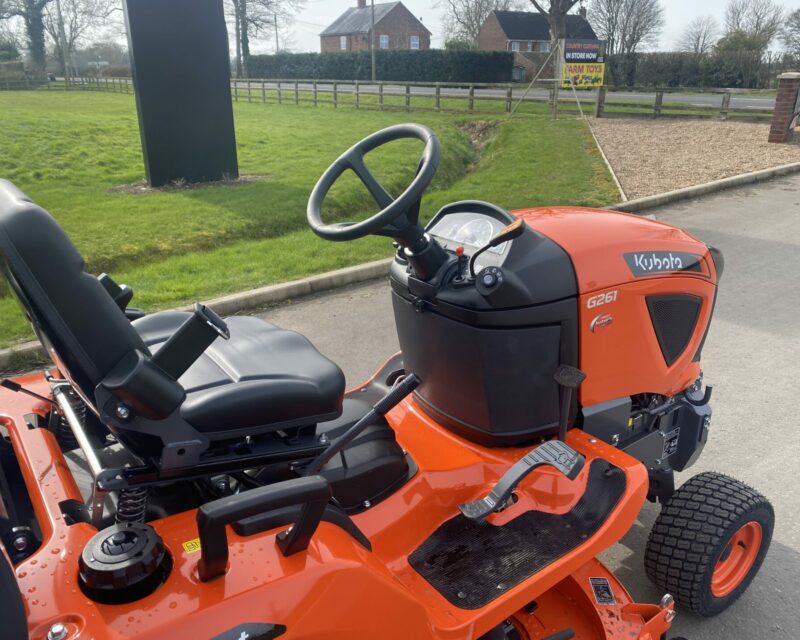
left=605, top=51, right=795, bottom=89
left=245, top=49, right=514, bottom=83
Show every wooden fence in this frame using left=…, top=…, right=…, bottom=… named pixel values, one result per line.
left=0, top=76, right=776, bottom=122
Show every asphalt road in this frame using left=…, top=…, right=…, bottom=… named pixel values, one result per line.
left=234, top=80, right=775, bottom=111
left=257, top=175, right=800, bottom=639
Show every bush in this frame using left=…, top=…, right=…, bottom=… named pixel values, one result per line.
left=245, top=49, right=513, bottom=83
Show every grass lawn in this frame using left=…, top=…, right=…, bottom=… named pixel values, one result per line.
left=0, top=91, right=618, bottom=348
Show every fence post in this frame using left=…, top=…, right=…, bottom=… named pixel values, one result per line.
left=234, top=80, right=238, bottom=101
left=379, top=82, right=384, bottom=110
left=405, top=84, right=410, bottom=112
left=277, top=80, right=282, bottom=104
left=355, top=80, right=359, bottom=109
left=468, top=84, right=474, bottom=113
left=333, top=82, right=338, bottom=108
left=435, top=83, right=441, bottom=112
left=313, top=80, right=318, bottom=107
left=294, top=80, right=299, bottom=105
left=654, top=90, right=664, bottom=118
left=505, top=85, right=512, bottom=113
left=248, top=80, right=252, bottom=103
left=720, top=90, right=731, bottom=120
left=594, top=86, right=606, bottom=118
left=262, top=79, right=266, bottom=103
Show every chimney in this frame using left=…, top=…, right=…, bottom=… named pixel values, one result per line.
left=358, top=0, right=366, bottom=8
left=578, top=1, right=587, bottom=18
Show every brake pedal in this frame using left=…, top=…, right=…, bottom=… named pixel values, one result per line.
left=459, top=440, right=586, bottom=521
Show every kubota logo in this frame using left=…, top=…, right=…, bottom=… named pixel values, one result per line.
left=624, top=251, right=703, bottom=277
left=590, top=313, right=614, bottom=333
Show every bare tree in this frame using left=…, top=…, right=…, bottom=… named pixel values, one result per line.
left=227, top=0, right=304, bottom=77
left=527, top=0, right=581, bottom=47
left=677, top=15, right=718, bottom=54
left=42, top=0, right=116, bottom=72
left=0, top=0, right=54, bottom=71
left=437, top=0, right=525, bottom=43
left=588, top=0, right=664, bottom=55
left=782, top=9, right=800, bottom=57
left=724, top=0, right=783, bottom=44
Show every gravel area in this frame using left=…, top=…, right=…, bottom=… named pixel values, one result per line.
left=590, top=118, right=800, bottom=199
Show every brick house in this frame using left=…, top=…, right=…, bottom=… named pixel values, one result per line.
left=477, top=10, right=597, bottom=54
left=320, top=1, right=431, bottom=53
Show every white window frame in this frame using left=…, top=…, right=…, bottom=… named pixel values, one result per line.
left=539, top=41, right=551, bottom=53
left=340, top=35, right=347, bottom=50
left=379, top=34, right=389, bottom=49
left=511, top=41, right=520, bottom=52
left=410, top=35, right=420, bottom=50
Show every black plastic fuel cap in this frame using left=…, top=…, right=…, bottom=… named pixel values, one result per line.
left=79, top=522, right=171, bottom=604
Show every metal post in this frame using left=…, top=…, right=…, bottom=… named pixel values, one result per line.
left=506, top=85, right=512, bottom=113
left=553, top=38, right=565, bottom=119
left=435, top=83, right=441, bottom=111
left=333, top=82, right=338, bottom=108
left=274, top=13, right=280, bottom=53
left=379, top=82, right=384, bottom=110
left=405, top=84, right=410, bottom=112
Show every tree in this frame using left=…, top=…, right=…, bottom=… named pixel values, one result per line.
left=0, top=35, right=21, bottom=61
left=677, top=16, right=718, bottom=54
left=227, top=0, right=304, bottom=77
left=444, top=36, right=478, bottom=51
left=782, top=9, right=800, bottom=57
left=437, top=0, right=524, bottom=43
left=0, top=0, right=54, bottom=72
left=724, top=0, right=783, bottom=47
left=588, top=0, right=664, bottom=55
left=42, top=0, right=116, bottom=73
left=527, top=0, right=581, bottom=47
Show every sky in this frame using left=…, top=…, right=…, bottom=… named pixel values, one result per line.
left=279, top=0, right=800, bottom=54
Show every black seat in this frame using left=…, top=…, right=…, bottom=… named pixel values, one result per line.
left=0, top=179, right=345, bottom=465
left=133, top=312, right=344, bottom=434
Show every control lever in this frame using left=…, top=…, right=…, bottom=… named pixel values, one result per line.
left=469, top=218, right=525, bottom=278
left=304, top=373, right=421, bottom=476
left=458, top=440, right=585, bottom=521
left=553, top=365, right=587, bottom=442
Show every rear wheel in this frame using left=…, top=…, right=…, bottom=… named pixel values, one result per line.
left=645, top=471, right=773, bottom=617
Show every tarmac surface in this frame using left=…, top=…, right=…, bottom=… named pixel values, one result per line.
left=257, top=175, right=800, bottom=639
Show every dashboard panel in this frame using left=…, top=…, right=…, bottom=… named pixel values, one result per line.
left=427, top=211, right=512, bottom=271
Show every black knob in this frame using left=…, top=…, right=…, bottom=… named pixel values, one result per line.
left=482, top=272, right=497, bottom=288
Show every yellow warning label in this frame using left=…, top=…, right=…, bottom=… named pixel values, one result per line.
left=182, top=538, right=202, bottom=554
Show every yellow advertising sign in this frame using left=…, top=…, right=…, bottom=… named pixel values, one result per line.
left=561, top=63, right=605, bottom=89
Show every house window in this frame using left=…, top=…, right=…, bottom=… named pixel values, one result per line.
left=340, top=35, right=347, bottom=50
left=539, top=41, right=551, bottom=53
left=380, top=34, right=389, bottom=49
left=410, top=35, right=420, bottom=50
left=511, top=41, right=520, bottom=52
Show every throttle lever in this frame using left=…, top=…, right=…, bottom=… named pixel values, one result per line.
left=458, top=440, right=585, bottom=522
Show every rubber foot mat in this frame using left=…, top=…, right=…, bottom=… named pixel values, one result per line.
left=409, top=459, right=626, bottom=609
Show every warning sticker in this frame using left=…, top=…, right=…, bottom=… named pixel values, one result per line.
left=663, top=427, right=680, bottom=458
left=590, top=577, right=616, bottom=605
left=182, top=538, right=202, bottom=554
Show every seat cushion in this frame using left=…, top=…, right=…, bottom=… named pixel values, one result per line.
left=133, top=312, right=345, bottom=434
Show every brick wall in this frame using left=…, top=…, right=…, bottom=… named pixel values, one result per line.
left=768, top=72, right=800, bottom=143
left=478, top=13, right=507, bottom=51
left=320, top=3, right=430, bottom=52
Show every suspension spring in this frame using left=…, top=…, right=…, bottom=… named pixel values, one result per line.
left=115, top=487, right=148, bottom=524
left=57, top=393, right=84, bottom=450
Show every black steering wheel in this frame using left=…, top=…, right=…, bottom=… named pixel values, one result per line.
left=307, top=123, right=440, bottom=243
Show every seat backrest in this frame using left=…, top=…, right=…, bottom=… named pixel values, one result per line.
left=0, top=180, right=149, bottom=404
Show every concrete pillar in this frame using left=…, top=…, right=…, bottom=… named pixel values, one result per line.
left=768, top=72, right=800, bottom=144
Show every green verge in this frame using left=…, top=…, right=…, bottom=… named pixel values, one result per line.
left=0, top=91, right=617, bottom=348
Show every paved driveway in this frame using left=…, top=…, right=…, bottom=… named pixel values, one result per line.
left=257, top=175, right=800, bottom=639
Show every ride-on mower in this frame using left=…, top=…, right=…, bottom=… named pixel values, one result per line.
left=0, top=124, right=774, bottom=640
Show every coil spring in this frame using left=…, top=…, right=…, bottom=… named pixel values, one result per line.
left=57, top=394, right=84, bottom=450
left=116, top=487, right=148, bottom=524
